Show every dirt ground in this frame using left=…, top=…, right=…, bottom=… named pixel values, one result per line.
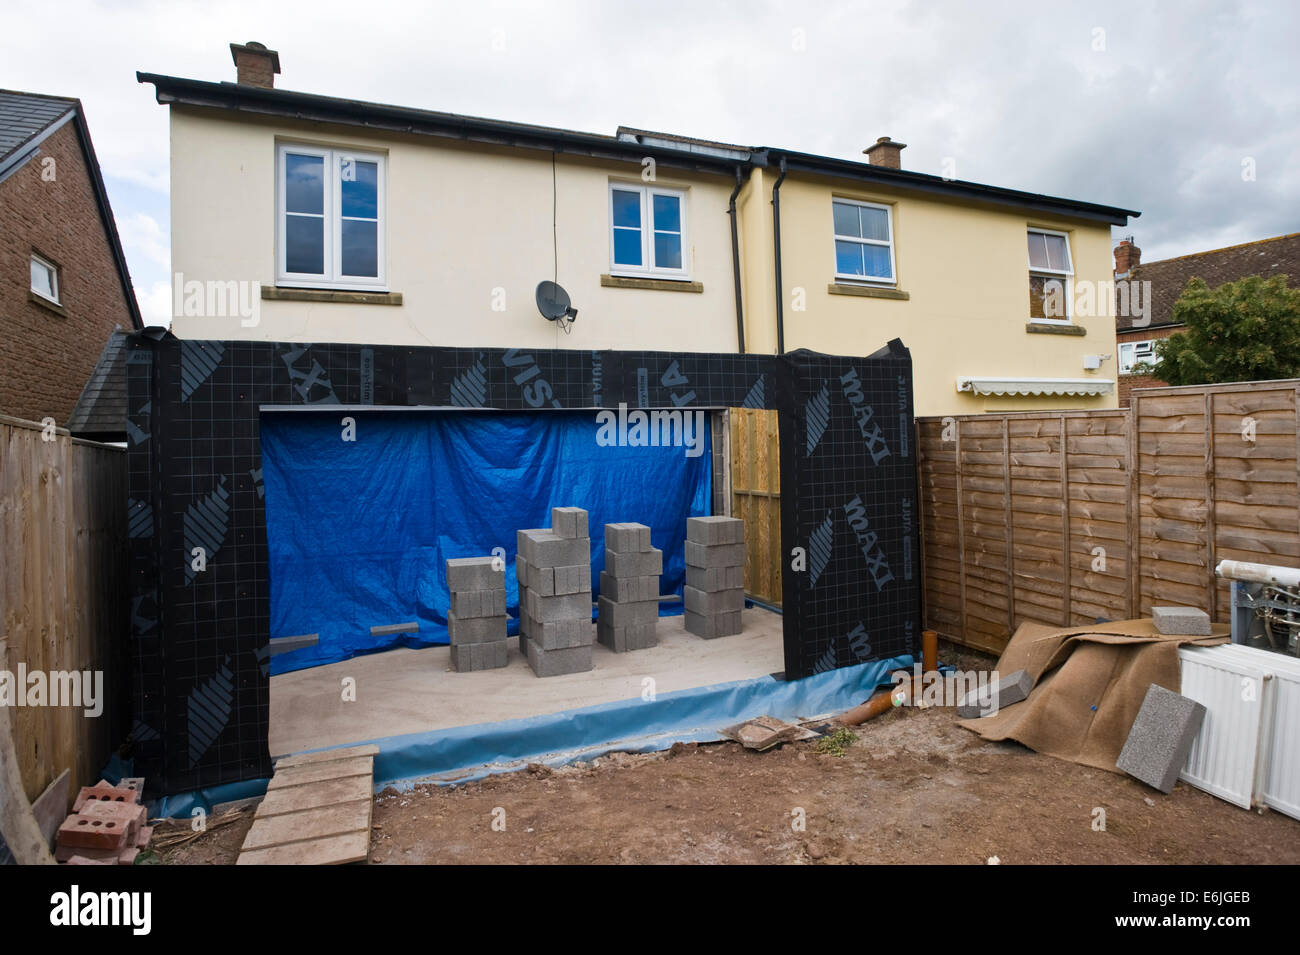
left=156, top=642, right=1300, bottom=865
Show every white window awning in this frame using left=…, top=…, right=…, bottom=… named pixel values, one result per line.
left=956, top=376, right=1114, bottom=397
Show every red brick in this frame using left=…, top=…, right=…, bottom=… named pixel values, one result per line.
left=57, top=812, right=131, bottom=850
left=81, top=800, right=146, bottom=841
left=72, top=782, right=139, bottom=812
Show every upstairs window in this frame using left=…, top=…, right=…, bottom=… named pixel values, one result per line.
left=278, top=145, right=385, bottom=289
left=832, top=198, right=895, bottom=284
left=30, top=252, right=59, bottom=304
left=1118, top=339, right=1159, bottom=374
left=1028, top=228, right=1073, bottom=323
left=609, top=184, right=688, bottom=279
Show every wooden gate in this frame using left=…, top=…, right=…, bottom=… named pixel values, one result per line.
left=729, top=408, right=781, bottom=605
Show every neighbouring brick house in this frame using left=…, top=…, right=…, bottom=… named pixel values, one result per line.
left=1114, top=232, right=1300, bottom=406
left=0, top=90, right=141, bottom=426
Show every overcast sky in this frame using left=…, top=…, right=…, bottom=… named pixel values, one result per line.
left=3, top=0, right=1296, bottom=326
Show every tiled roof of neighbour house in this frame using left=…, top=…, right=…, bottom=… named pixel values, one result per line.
left=66, top=328, right=130, bottom=438
left=1117, top=232, right=1300, bottom=331
left=0, top=89, right=77, bottom=166
left=0, top=89, right=143, bottom=328
left=136, top=72, right=1140, bottom=226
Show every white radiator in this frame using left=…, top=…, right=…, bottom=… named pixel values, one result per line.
left=1178, top=644, right=1300, bottom=819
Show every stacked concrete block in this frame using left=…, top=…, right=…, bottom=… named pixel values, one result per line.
left=518, top=508, right=594, bottom=676
left=598, top=523, right=661, bottom=652
left=446, top=557, right=508, bottom=672
left=684, top=516, right=746, bottom=638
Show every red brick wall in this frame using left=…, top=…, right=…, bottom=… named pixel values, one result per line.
left=0, top=120, right=135, bottom=425
left=1117, top=325, right=1180, bottom=406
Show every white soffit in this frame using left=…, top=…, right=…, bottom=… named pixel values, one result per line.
left=955, top=376, right=1114, bottom=397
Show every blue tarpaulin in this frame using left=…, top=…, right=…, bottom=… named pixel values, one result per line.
left=261, top=409, right=712, bottom=674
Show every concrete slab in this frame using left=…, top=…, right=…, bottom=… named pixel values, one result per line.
left=270, top=607, right=785, bottom=756
left=1117, top=683, right=1207, bottom=794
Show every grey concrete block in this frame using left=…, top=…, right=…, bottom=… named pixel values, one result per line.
left=450, top=640, right=508, bottom=672
left=523, top=532, right=590, bottom=569
left=446, top=556, right=503, bottom=591
left=597, top=595, right=659, bottom=628
left=553, top=563, right=592, bottom=596
left=684, top=609, right=743, bottom=639
left=605, top=547, right=663, bottom=577
left=604, top=522, right=651, bottom=553
left=526, top=589, right=592, bottom=623
left=518, top=631, right=528, bottom=656
left=1117, top=683, right=1208, bottom=793
left=531, top=564, right=556, bottom=596
left=685, top=563, right=744, bottom=593
left=1151, top=606, right=1212, bottom=636
left=685, top=540, right=745, bottom=569
left=687, top=515, right=745, bottom=545
left=597, top=619, right=657, bottom=652
left=683, top=585, right=744, bottom=615
left=526, top=640, right=593, bottom=677
left=449, top=588, right=507, bottom=619
left=551, top=507, right=589, bottom=540
left=526, top=615, right=592, bottom=651
left=956, top=669, right=1034, bottom=718
left=447, top=612, right=507, bottom=646
left=599, top=571, right=659, bottom=603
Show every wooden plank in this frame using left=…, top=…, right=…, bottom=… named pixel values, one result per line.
left=257, top=774, right=373, bottom=817
left=267, top=756, right=373, bottom=790
left=1128, top=394, right=1140, bottom=618
left=954, top=419, right=968, bottom=645
left=242, top=799, right=372, bottom=852
left=1002, top=417, right=1015, bottom=631
left=237, top=829, right=370, bottom=866
left=1060, top=414, right=1071, bottom=626
left=275, top=744, right=380, bottom=770
left=1205, top=391, right=1217, bottom=619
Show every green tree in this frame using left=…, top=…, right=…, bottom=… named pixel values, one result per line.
left=1149, top=274, right=1300, bottom=385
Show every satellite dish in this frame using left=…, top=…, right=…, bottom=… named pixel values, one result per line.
left=536, top=281, right=578, bottom=322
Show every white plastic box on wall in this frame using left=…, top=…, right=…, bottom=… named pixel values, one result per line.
left=1177, top=644, right=1300, bottom=819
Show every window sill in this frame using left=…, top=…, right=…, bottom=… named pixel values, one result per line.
left=827, top=283, right=909, bottom=301
left=29, top=290, right=67, bottom=317
left=601, top=274, right=702, bottom=293
left=1025, top=322, right=1085, bottom=336
left=264, top=287, right=403, bottom=305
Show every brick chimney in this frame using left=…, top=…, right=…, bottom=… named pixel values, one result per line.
left=1114, top=236, right=1141, bottom=277
left=230, top=41, right=281, bottom=88
left=863, top=136, right=907, bottom=169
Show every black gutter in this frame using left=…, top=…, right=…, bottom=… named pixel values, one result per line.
left=137, top=73, right=748, bottom=177
left=771, top=157, right=788, bottom=355
left=771, top=149, right=1138, bottom=226
left=727, top=166, right=746, bottom=353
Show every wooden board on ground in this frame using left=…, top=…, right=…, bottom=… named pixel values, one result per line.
left=238, top=749, right=374, bottom=865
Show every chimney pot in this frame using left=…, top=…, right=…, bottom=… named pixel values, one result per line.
left=863, top=136, right=907, bottom=169
left=230, top=41, right=281, bottom=88
left=1114, top=237, right=1141, bottom=276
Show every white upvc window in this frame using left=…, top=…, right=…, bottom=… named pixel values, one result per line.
left=832, top=197, right=896, bottom=284
left=277, top=144, right=386, bottom=290
left=608, top=183, right=689, bottom=280
left=30, top=252, right=59, bottom=304
left=1027, top=227, right=1074, bottom=324
left=1118, top=339, right=1159, bottom=374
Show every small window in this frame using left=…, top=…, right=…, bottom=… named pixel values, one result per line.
left=1028, top=228, right=1073, bottom=324
left=30, top=253, right=59, bottom=304
left=832, top=198, right=895, bottom=284
left=608, top=184, right=688, bottom=279
left=278, top=145, right=385, bottom=289
left=1118, top=339, right=1158, bottom=374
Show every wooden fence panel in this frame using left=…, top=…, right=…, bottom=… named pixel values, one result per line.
left=729, top=407, right=781, bottom=605
left=0, top=416, right=127, bottom=805
left=918, top=379, right=1300, bottom=654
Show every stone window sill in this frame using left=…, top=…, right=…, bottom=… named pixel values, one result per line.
left=601, top=274, right=703, bottom=293
left=29, top=290, right=68, bottom=317
left=265, top=287, right=403, bottom=305
left=827, top=283, right=909, bottom=301
left=1026, top=322, right=1085, bottom=336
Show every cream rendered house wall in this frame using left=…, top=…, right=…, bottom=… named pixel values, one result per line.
left=168, top=107, right=743, bottom=352
left=772, top=175, right=1121, bottom=416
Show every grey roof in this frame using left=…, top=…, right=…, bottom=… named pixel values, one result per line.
left=67, top=329, right=129, bottom=437
left=0, top=89, right=76, bottom=164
